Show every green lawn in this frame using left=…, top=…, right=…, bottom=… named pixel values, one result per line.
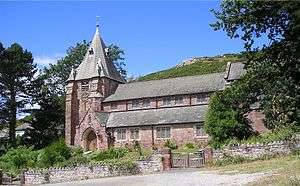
left=204, top=151, right=300, bottom=186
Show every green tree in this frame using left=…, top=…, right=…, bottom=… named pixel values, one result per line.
left=24, top=78, right=65, bottom=148
left=43, top=41, right=89, bottom=96
left=208, top=1, right=300, bottom=133
left=205, top=74, right=262, bottom=147
left=107, top=44, right=127, bottom=79
left=0, top=43, right=37, bottom=147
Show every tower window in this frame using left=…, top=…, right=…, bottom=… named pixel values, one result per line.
left=81, top=81, right=89, bottom=91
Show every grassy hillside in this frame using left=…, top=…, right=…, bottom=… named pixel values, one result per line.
left=137, top=54, right=243, bottom=81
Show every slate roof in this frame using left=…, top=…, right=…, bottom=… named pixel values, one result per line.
left=94, top=112, right=109, bottom=126
left=104, top=73, right=226, bottom=102
left=104, top=105, right=207, bottom=128
left=67, top=26, right=125, bottom=83
left=225, top=62, right=245, bottom=81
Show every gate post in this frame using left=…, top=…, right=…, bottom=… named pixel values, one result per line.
left=0, top=169, right=3, bottom=185
left=161, top=148, right=172, bottom=171
left=20, top=169, right=25, bottom=185
left=204, top=147, right=213, bottom=162
left=187, top=153, right=190, bottom=167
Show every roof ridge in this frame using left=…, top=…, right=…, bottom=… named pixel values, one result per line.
left=125, top=72, right=226, bottom=85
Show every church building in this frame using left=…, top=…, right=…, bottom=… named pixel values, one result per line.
left=65, top=24, right=245, bottom=150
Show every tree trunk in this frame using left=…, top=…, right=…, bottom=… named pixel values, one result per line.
left=8, top=91, right=16, bottom=147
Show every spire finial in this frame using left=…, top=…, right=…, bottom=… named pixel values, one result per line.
left=96, top=16, right=100, bottom=27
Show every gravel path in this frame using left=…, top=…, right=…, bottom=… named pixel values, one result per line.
left=45, top=169, right=266, bottom=186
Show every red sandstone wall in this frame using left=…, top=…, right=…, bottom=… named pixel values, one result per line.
left=66, top=76, right=121, bottom=149
left=112, top=124, right=208, bottom=148
left=246, top=110, right=269, bottom=134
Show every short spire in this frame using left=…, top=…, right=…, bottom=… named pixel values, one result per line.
left=66, top=20, right=125, bottom=83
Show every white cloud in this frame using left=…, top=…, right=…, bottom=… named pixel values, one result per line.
left=33, top=53, right=65, bottom=67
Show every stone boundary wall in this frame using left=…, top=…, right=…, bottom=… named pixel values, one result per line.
left=210, top=135, right=300, bottom=160
left=24, top=153, right=163, bottom=185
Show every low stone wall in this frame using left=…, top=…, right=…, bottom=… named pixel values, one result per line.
left=24, top=153, right=163, bottom=185
left=211, top=135, right=300, bottom=160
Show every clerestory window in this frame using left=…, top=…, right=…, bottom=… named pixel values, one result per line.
left=196, top=94, right=209, bottom=104
left=132, top=100, right=140, bottom=108
left=162, top=97, right=172, bottom=106
left=175, top=96, right=184, bottom=105
left=142, top=99, right=151, bottom=108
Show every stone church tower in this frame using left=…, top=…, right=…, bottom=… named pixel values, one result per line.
left=65, top=23, right=125, bottom=150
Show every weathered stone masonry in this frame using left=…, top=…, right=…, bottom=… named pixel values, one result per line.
left=24, top=153, right=163, bottom=185
left=205, top=134, right=300, bottom=160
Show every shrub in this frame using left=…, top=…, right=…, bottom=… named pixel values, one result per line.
left=0, top=146, right=38, bottom=176
left=133, top=141, right=142, bottom=156
left=211, top=155, right=248, bottom=166
left=37, top=139, right=71, bottom=167
left=185, top=143, right=195, bottom=149
left=90, top=148, right=128, bottom=162
left=237, top=127, right=295, bottom=145
left=96, top=159, right=138, bottom=174
left=204, top=77, right=260, bottom=148
left=164, top=139, right=178, bottom=150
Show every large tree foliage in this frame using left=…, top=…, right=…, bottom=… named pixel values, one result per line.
left=107, top=44, right=127, bottom=79
left=205, top=74, right=262, bottom=147
left=43, top=41, right=89, bottom=96
left=206, top=0, right=300, bottom=146
left=23, top=78, right=64, bottom=148
left=0, top=43, right=37, bottom=146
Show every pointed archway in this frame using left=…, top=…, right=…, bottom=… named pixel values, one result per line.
left=83, top=128, right=97, bottom=151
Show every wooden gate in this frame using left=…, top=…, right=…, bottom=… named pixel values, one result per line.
left=171, top=151, right=205, bottom=168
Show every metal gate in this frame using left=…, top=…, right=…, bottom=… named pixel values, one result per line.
left=171, top=151, right=205, bottom=168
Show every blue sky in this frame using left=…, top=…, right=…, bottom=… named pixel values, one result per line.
left=1, top=1, right=253, bottom=77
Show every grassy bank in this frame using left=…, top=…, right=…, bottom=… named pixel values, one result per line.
left=205, top=151, right=300, bottom=186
